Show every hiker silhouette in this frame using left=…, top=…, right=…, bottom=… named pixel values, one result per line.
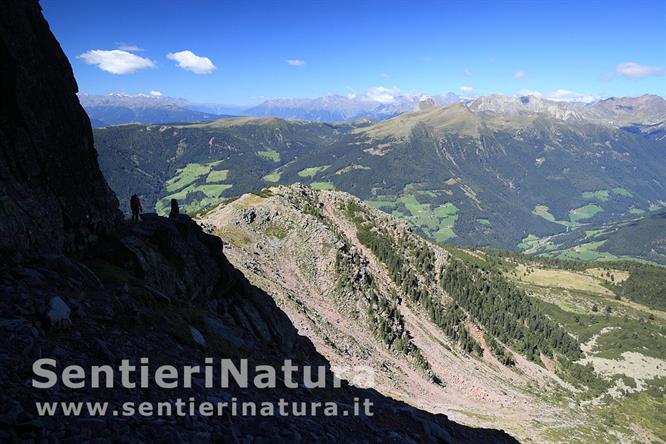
left=169, top=199, right=180, bottom=219
left=130, top=194, right=142, bottom=223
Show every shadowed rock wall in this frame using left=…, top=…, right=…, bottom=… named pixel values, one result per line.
left=0, top=0, right=117, bottom=258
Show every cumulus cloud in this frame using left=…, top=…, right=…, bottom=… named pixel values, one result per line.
left=459, top=86, right=474, bottom=93
left=167, top=50, right=216, bottom=74
left=287, top=59, right=305, bottom=66
left=514, top=70, right=525, bottom=79
left=78, top=50, right=156, bottom=74
left=517, top=88, right=597, bottom=103
left=547, top=89, right=600, bottom=103
left=366, top=86, right=401, bottom=103
left=149, top=90, right=162, bottom=97
left=546, top=89, right=597, bottom=102
left=615, top=62, right=664, bottom=79
left=517, top=89, right=543, bottom=97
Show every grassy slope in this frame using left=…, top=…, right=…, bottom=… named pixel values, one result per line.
left=456, top=247, right=666, bottom=441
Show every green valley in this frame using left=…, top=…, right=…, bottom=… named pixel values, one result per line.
left=94, top=96, right=666, bottom=259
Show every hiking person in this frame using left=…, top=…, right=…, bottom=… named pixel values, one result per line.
left=169, top=198, right=180, bottom=219
left=130, top=194, right=142, bottom=223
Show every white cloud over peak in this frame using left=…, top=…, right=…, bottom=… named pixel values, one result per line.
left=459, top=86, right=474, bottom=93
left=517, top=89, right=597, bottom=103
left=287, top=59, right=306, bottom=66
left=366, top=86, right=401, bottom=103
left=149, top=90, right=162, bottom=97
left=167, top=50, right=216, bottom=74
left=546, top=89, right=597, bottom=102
left=514, top=70, right=525, bottom=79
left=78, top=50, right=156, bottom=74
left=615, top=62, right=664, bottom=79
left=517, top=89, right=542, bottom=97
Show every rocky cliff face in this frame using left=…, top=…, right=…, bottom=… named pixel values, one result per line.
left=0, top=0, right=118, bottom=258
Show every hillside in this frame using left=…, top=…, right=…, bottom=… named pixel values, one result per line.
left=94, top=117, right=360, bottom=214
left=520, top=209, right=666, bottom=265
left=95, top=96, right=666, bottom=254
left=200, top=185, right=666, bottom=442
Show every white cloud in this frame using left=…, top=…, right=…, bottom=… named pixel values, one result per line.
left=149, top=90, right=162, bottom=97
left=545, top=89, right=597, bottom=103
left=366, top=86, right=401, bottom=104
left=514, top=70, right=525, bottom=79
left=116, top=43, right=144, bottom=52
left=287, top=59, right=305, bottom=66
left=459, top=86, right=474, bottom=93
left=517, top=89, right=543, bottom=97
left=615, top=62, right=664, bottom=79
left=463, top=68, right=473, bottom=77
left=78, top=49, right=156, bottom=74
left=517, top=88, right=597, bottom=103
left=167, top=50, right=216, bottom=74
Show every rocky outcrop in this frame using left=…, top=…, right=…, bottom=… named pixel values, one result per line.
left=0, top=0, right=118, bottom=259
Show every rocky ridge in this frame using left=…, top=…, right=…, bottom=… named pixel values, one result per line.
left=200, top=185, right=597, bottom=441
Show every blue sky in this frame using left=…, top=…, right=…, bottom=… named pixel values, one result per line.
left=42, top=0, right=665, bottom=105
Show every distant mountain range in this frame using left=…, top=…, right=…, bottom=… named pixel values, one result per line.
left=469, top=94, right=666, bottom=128
left=243, top=93, right=463, bottom=121
left=81, top=91, right=666, bottom=130
left=79, top=92, right=465, bottom=126
left=79, top=93, right=224, bottom=127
